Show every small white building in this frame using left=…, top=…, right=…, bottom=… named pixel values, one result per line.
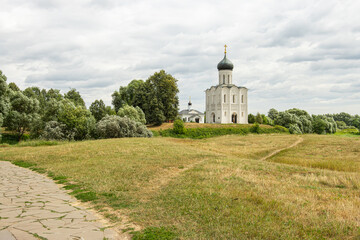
left=205, top=46, right=248, bottom=124
left=178, top=99, right=205, bottom=123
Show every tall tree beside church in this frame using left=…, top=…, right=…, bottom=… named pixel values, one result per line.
left=112, top=80, right=144, bottom=112
left=65, top=88, right=86, bottom=108
left=0, top=71, right=10, bottom=137
left=112, top=70, right=179, bottom=125
left=144, top=70, right=179, bottom=122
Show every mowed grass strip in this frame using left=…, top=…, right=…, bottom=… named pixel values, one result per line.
left=1, top=134, right=359, bottom=239
left=268, top=134, right=360, bottom=172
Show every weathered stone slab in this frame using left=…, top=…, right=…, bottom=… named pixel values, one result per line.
left=0, top=161, right=121, bottom=240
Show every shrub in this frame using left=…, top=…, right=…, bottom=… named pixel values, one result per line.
left=248, top=114, right=255, bottom=123
left=250, top=123, right=260, bottom=133
left=274, top=125, right=289, bottom=133
left=173, top=119, right=186, bottom=134
left=289, top=124, right=302, bottom=134
left=96, top=115, right=152, bottom=139
left=312, top=117, right=327, bottom=134
left=57, top=100, right=96, bottom=140
left=255, top=113, right=263, bottom=124
left=156, top=124, right=287, bottom=139
left=41, top=121, right=71, bottom=140
left=117, top=105, right=146, bottom=124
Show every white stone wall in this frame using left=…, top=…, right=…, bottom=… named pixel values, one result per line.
left=205, top=86, right=248, bottom=124
left=179, top=113, right=205, bottom=123
left=218, top=70, right=233, bottom=85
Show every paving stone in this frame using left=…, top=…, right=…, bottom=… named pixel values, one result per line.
left=0, top=161, right=121, bottom=240
left=0, top=229, right=16, bottom=240
left=9, top=228, right=39, bottom=240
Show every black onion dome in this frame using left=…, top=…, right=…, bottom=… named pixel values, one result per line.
left=217, top=54, right=234, bottom=70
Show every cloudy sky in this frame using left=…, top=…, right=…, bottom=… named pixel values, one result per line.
left=1, top=0, right=360, bottom=114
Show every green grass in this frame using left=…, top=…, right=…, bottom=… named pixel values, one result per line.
left=155, top=124, right=288, bottom=139
left=1, top=134, right=359, bottom=239
left=131, top=227, right=178, bottom=240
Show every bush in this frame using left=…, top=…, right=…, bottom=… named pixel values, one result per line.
left=157, top=124, right=287, bottom=139
left=173, top=119, right=185, bottom=134
left=117, top=105, right=146, bottom=124
left=289, top=124, right=302, bottom=134
left=248, top=114, right=255, bottom=124
left=41, top=121, right=72, bottom=140
left=250, top=123, right=260, bottom=134
left=96, top=115, right=152, bottom=139
left=312, top=117, right=326, bottom=134
left=274, top=125, right=289, bottom=133
left=57, top=100, right=96, bottom=140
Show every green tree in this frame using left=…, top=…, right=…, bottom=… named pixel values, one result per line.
left=248, top=113, right=255, bottom=123
left=146, top=70, right=179, bottom=121
left=0, top=70, right=10, bottom=139
left=8, top=82, right=20, bottom=91
left=312, top=117, right=327, bottom=134
left=45, top=88, right=63, bottom=102
left=4, top=90, right=40, bottom=140
left=64, top=88, right=85, bottom=108
left=105, top=106, right=116, bottom=116
left=112, top=80, right=145, bottom=112
left=57, top=100, right=95, bottom=140
left=90, top=99, right=107, bottom=122
left=255, top=113, right=263, bottom=124
left=117, top=105, right=146, bottom=124
left=261, top=114, right=269, bottom=125
left=268, top=108, right=279, bottom=120
left=114, top=70, right=179, bottom=125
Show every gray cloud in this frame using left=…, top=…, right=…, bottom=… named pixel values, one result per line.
left=1, top=0, right=360, bottom=115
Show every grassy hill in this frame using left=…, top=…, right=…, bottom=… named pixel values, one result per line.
left=0, top=134, right=359, bottom=239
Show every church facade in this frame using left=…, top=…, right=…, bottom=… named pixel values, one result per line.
left=178, top=98, right=205, bottom=123
left=205, top=47, right=248, bottom=124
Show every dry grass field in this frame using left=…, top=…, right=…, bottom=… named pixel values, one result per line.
left=0, top=134, right=359, bottom=239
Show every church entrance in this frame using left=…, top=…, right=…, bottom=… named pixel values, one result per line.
left=211, top=113, right=215, bottom=123
left=232, top=113, right=237, bottom=123
left=195, top=117, right=200, bottom=123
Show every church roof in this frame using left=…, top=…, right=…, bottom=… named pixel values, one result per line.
left=217, top=54, right=234, bottom=71
left=179, top=109, right=204, bottom=115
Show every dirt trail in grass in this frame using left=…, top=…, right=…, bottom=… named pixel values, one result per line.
left=144, top=136, right=304, bottom=201
left=260, top=136, right=304, bottom=161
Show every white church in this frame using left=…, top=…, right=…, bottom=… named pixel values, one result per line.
left=205, top=46, right=248, bottom=124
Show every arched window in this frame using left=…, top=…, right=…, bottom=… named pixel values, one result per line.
left=228, top=75, right=230, bottom=83
left=212, top=113, right=215, bottom=123
left=233, top=95, right=235, bottom=103
left=241, top=95, right=244, bottom=103
left=224, top=94, right=226, bottom=103
left=223, top=75, right=225, bottom=84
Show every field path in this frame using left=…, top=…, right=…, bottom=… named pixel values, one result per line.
left=260, top=136, right=304, bottom=161
left=0, top=161, right=125, bottom=240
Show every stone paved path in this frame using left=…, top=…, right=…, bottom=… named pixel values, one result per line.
left=0, top=161, right=121, bottom=240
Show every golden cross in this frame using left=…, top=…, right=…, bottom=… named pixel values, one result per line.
left=224, top=44, right=227, bottom=54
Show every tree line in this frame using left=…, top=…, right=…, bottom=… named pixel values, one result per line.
left=0, top=69, right=179, bottom=141
left=249, top=108, right=360, bottom=134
